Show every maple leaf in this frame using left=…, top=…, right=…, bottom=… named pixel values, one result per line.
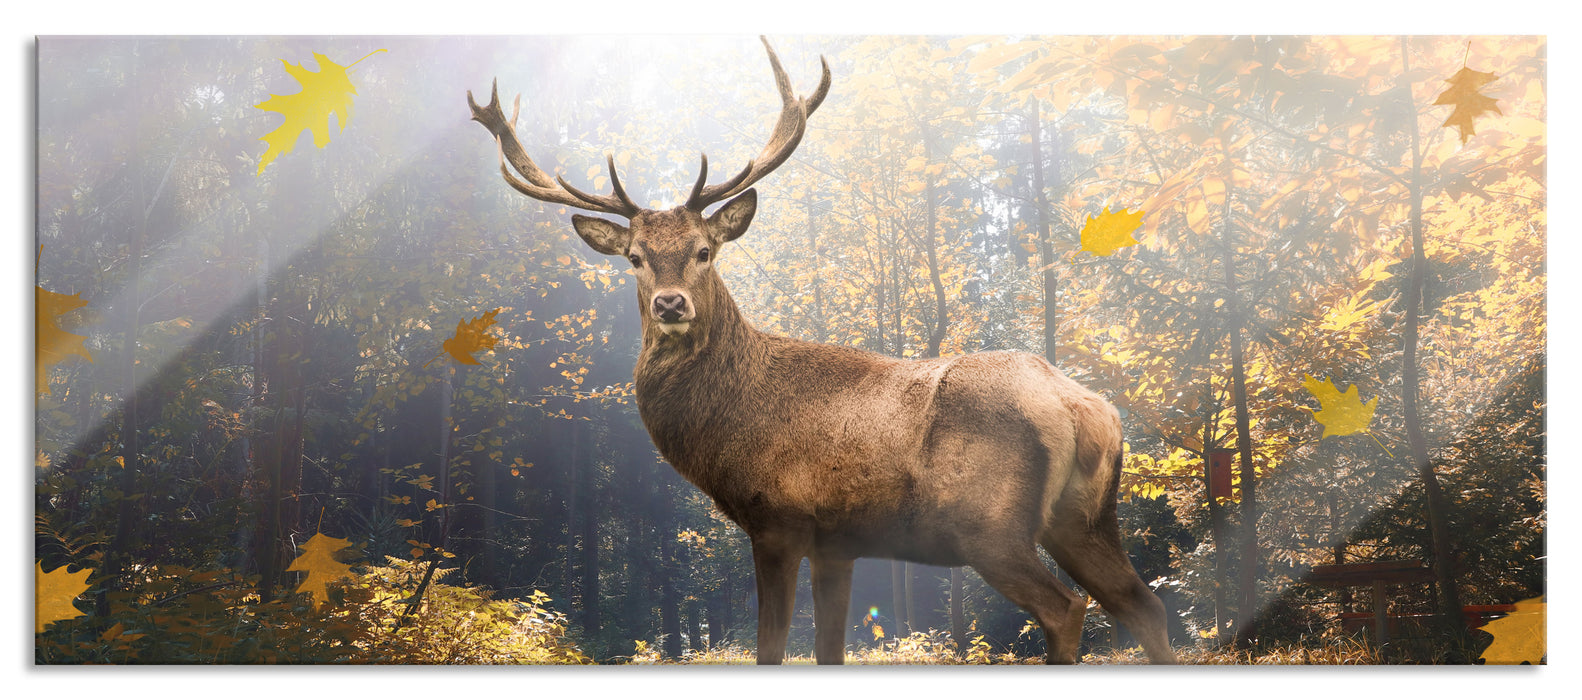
left=285, top=532, right=356, bottom=608
left=36, top=285, right=93, bottom=396
left=1079, top=207, right=1145, bottom=257
left=1479, top=596, right=1545, bottom=664
left=36, top=562, right=92, bottom=633
left=1433, top=66, right=1501, bottom=145
left=1302, top=374, right=1381, bottom=439
left=254, top=49, right=384, bottom=175
left=429, top=308, right=502, bottom=367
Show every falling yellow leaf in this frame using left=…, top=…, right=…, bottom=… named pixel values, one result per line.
left=285, top=532, right=356, bottom=608
left=872, top=624, right=885, bottom=640
left=1480, top=596, right=1545, bottom=665
left=36, top=562, right=92, bottom=633
left=1433, top=65, right=1501, bottom=145
left=430, top=308, right=502, bottom=367
left=1079, top=207, right=1146, bottom=257
left=254, top=49, right=384, bottom=175
left=36, top=285, right=93, bottom=396
left=1302, top=374, right=1380, bottom=439
left=1302, top=374, right=1394, bottom=457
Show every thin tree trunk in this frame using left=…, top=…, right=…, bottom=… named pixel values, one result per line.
left=1204, top=385, right=1230, bottom=641
left=723, top=565, right=736, bottom=646
left=1399, top=37, right=1464, bottom=631
left=577, top=426, right=600, bottom=653
left=102, top=197, right=143, bottom=617
left=950, top=567, right=965, bottom=653
left=923, top=128, right=948, bottom=359
left=904, top=563, right=916, bottom=639
left=657, top=479, right=682, bottom=659
left=1029, top=105, right=1060, bottom=364
left=708, top=584, right=725, bottom=650
left=1224, top=229, right=1260, bottom=645
left=891, top=560, right=908, bottom=637
left=807, top=196, right=827, bottom=341
left=563, top=420, right=579, bottom=612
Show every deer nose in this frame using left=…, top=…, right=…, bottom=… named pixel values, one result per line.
left=652, top=293, right=690, bottom=323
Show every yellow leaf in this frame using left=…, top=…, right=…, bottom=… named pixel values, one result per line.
left=435, top=308, right=502, bottom=367
left=35, top=562, right=92, bottom=633
left=254, top=49, right=385, bottom=175
left=35, top=285, right=93, bottom=396
left=872, top=624, right=885, bottom=640
left=1479, top=596, right=1545, bottom=665
left=1433, top=65, right=1501, bottom=145
left=1302, top=374, right=1378, bottom=439
left=285, top=532, right=356, bottom=608
left=1079, top=207, right=1146, bottom=257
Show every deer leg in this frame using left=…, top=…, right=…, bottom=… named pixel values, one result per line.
left=969, top=549, right=1088, bottom=664
left=810, top=555, right=854, bottom=664
left=1044, top=521, right=1178, bottom=664
left=751, top=537, right=802, bottom=664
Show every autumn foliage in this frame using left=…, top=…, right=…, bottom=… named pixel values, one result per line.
left=36, top=35, right=1543, bottom=664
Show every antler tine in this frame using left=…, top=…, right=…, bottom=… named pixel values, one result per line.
left=685, top=154, right=710, bottom=209
left=604, top=154, right=639, bottom=214
left=685, top=37, right=831, bottom=212
left=806, top=56, right=833, bottom=116
left=468, top=79, right=640, bottom=218
left=555, top=153, right=640, bottom=217
left=684, top=153, right=759, bottom=211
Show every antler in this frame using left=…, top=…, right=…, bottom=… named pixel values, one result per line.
left=467, top=80, right=641, bottom=218
left=684, top=36, right=831, bottom=212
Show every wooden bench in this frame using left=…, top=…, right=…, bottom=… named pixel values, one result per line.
left=1307, top=559, right=1434, bottom=645
left=1308, top=560, right=1514, bottom=644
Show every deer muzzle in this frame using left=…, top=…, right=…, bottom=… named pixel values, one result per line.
left=652, top=291, right=694, bottom=335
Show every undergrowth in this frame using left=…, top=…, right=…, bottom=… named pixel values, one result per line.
left=36, top=557, right=589, bottom=664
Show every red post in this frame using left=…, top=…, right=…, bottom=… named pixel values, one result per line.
left=1208, top=449, right=1235, bottom=501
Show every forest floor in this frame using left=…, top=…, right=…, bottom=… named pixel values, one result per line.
left=627, top=637, right=1391, bottom=665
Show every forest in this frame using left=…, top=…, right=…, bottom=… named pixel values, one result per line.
left=33, top=34, right=1545, bottom=665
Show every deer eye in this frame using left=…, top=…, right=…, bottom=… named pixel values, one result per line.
left=697, top=247, right=711, bottom=263
left=628, top=253, right=643, bottom=268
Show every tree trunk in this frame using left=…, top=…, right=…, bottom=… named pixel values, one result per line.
left=891, top=560, right=908, bottom=637
left=807, top=196, right=827, bottom=341
left=250, top=289, right=307, bottom=600
left=1400, top=37, right=1464, bottom=630
left=101, top=202, right=143, bottom=618
left=950, top=567, right=965, bottom=653
left=577, top=424, right=601, bottom=654
left=657, top=480, right=682, bottom=659
left=923, top=128, right=948, bottom=359
left=707, top=583, right=726, bottom=650
left=1204, top=385, right=1231, bottom=641
left=1028, top=105, right=1060, bottom=364
left=563, top=420, right=579, bottom=614
left=1224, top=227, right=1260, bottom=645
left=904, top=562, right=917, bottom=639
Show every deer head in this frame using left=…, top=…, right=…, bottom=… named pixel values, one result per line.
left=467, top=37, right=830, bottom=340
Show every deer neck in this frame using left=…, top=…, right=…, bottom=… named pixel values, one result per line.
left=632, top=279, right=767, bottom=478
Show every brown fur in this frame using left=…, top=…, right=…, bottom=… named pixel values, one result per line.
left=571, top=205, right=1176, bottom=664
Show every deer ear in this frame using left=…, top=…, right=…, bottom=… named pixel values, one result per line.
left=705, top=189, right=757, bottom=244
left=571, top=214, right=632, bottom=256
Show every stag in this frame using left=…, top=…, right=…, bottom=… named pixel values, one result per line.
left=468, top=37, right=1176, bottom=665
